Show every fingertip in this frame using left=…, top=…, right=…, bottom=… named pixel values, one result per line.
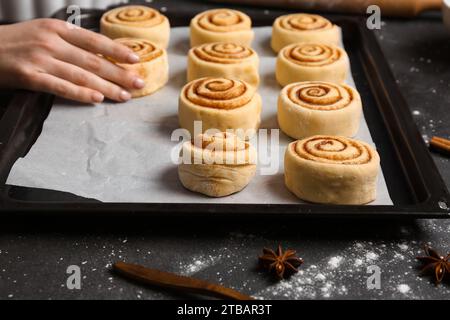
left=92, top=92, right=104, bottom=103
left=133, top=78, right=145, bottom=89
left=120, top=90, right=132, bottom=102
left=127, top=53, right=140, bottom=64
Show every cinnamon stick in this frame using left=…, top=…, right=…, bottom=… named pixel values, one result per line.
left=429, top=136, right=450, bottom=156
left=113, top=262, right=254, bottom=300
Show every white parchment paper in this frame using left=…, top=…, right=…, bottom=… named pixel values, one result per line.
left=6, top=27, right=393, bottom=205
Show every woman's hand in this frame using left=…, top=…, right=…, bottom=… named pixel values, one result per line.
left=0, top=19, right=145, bottom=103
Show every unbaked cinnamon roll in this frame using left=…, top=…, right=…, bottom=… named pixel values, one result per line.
left=271, top=13, right=340, bottom=53
left=276, top=43, right=349, bottom=86
left=285, top=136, right=380, bottom=205
left=179, top=77, right=262, bottom=138
left=111, top=38, right=168, bottom=98
left=278, top=81, right=362, bottom=139
left=188, top=42, right=260, bottom=87
left=190, top=9, right=254, bottom=47
left=178, top=132, right=257, bottom=197
left=101, top=6, right=170, bottom=49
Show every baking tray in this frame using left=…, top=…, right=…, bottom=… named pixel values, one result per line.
left=0, top=5, right=449, bottom=219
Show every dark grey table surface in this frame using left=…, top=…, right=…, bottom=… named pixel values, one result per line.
left=0, top=1, right=449, bottom=300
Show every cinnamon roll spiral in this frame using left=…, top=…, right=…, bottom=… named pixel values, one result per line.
left=115, top=38, right=163, bottom=62
left=101, top=6, right=170, bottom=49
left=284, top=43, right=342, bottom=67
left=271, top=14, right=340, bottom=53
left=287, top=82, right=353, bottom=110
left=111, top=38, right=168, bottom=98
left=178, top=132, right=257, bottom=197
left=193, top=43, right=255, bottom=64
left=294, top=136, right=374, bottom=165
left=285, top=136, right=380, bottom=204
left=190, top=9, right=254, bottom=47
left=279, top=14, right=333, bottom=31
left=179, top=77, right=262, bottom=138
left=184, top=78, right=253, bottom=110
left=276, top=43, right=349, bottom=86
left=188, top=43, right=260, bottom=87
left=278, top=81, right=362, bottom=139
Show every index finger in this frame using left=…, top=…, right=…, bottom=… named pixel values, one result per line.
left=58, top=25, right=140, bottom=64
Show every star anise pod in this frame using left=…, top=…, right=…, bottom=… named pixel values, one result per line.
left=259, top=245, right=303, bottom=280
left=416, top=245, right=450, bottom=284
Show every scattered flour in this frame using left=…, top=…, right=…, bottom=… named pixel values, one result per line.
left=315, top=273, right=326, bottom=281
left=254, top=262, right=348, bottom=300
left=328, top=256, right=343, bottom=269
left=394, top=253, right=405, bottom=260
left=365, top=252, right=379, bottom=262
left=354, top=259, right=363, bottom=267
left=397, top=284, right=411, bottom=295
left=254, top=238, right=447, bottom=300
left=179, top=254, right=222, bottom=276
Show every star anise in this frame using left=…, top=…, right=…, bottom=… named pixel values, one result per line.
left=259, top=245, right=304, bottom=280
left=416, top=245, right=450, bottom=284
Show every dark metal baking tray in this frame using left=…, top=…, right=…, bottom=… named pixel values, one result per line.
left=0, top=6, right=449, bottom=218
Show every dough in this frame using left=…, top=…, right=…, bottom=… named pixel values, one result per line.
left=188, top=42, right=260, bottom=87
left=190, top=9, right=254, bottom=47
left=285, top=136, right=380, bottom=205
left=278, top=81, right=362, bottom=139
left=179, top=77, right=262, bottom=138
left=276, top=43, right=349, bottom=86
left=271, top=13, right=340, bottom=53
left=101, top=5, right=170, bottom=49
left=178, top=132, right=257, bottom=197
left=112, top=38, right=168, bottom=98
